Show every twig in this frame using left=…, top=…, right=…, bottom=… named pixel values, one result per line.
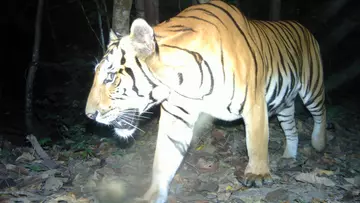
left=26, top=134, right=50, bottom=160
left=0, top=191, right=39, bottom=197
left=94, top=0, right=105, bottom=53
left=78, top=0, right=102, bottom=47
left=185, top=161, right=200, bottom=175
left=100, top=0, right=111, bottom=30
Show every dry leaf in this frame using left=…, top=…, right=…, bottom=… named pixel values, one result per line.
left=196, top=144, right=205, bottom=151
left=315, top=169, right=334, bottom=176
left=15, top=152, right=35, bottom=162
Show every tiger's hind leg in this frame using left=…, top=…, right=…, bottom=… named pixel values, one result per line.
left=277, top=102, right=299, bottom=158
left=299, top=86, right=327, bottom=152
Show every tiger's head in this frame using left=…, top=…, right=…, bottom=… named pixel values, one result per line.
left=85, top=19, right=170, bottom=138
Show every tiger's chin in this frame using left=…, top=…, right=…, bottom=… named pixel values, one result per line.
left=113, top=127, right=137, bottom=139
left=111, top=112, right=139, bottom=139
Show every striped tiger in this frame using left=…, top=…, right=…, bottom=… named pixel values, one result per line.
left=85, top=0, right=326, bottom=202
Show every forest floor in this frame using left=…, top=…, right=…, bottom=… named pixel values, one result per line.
left=0, top=58, right=360, bottom=203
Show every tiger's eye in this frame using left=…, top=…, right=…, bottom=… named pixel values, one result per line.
left=104, top=72, right=115, bottom=84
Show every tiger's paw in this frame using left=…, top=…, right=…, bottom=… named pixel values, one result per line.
left=243, top=163, right=273, bottom=187
left=243, top=172, right=273, bottom=187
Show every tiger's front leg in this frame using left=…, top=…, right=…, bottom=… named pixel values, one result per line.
left=143, top=103, right=197, bottom=203
left=242, top=97, right=273, bottom=187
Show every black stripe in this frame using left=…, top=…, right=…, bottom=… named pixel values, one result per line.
left=182, top=8, right=226, bottom=28
left=176, top=106, right=189, bottom=114
left=135, top=57, right=157, bottom=88
left=220, top=44, right=225, bottom=82
left=278, top=86, right=290, bottom=106
left=203, top=61, right=214, bottom=96
left=161, top=106, right=191, bottom=128
left=167, top=136, right=188, bottom=156
left=206, top=2, right=258, bottom=91
left=124, top=68, right=144, bottom=97
left=254, top=21, right=275, bottom=93
left=120, top=49, right=126, bottom=65
left=173, top=15, right=221, bottom=29
left=167, top=25, right=195, bottom=32
left=227, top=74, right=235, bottom=113
left=178, top=72, right=184, bottom=85
left=267, top=83, right=278, bottom=109
left=282, top=125, right=296, bottom=131
left=154, top=36, right=160, bottom=55
left=277, top=113, right=293, bottom=118
left=238, top=84, right=248, bottom=114
left=162, top=44, right=204, bottom=87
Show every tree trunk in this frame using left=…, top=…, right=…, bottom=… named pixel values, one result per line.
left=135, top=0, right=145, bottom=19
left=25, top=0, right=44, bottom=134
left=269, top=0, right=281, bottom=20
left=144, top=0, right=159, bottom=26
left=112, top=0, right=133, bottom=36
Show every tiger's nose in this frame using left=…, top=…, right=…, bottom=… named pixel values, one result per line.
left=86, top=111, right=98, bottom=120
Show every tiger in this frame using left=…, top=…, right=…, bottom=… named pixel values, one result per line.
left=85, top=0, right=326, bottom=202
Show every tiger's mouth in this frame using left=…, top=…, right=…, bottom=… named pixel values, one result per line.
left=110, top=109, right=139, bottom=130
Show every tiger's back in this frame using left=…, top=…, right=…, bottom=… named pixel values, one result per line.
left=152, top=1, right=325, bottom=123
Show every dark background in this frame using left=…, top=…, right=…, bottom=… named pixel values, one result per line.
left=3, top=0, right=360, bottom=146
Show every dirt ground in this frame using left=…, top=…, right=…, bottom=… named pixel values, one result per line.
left=1, top=61, right=360, bottom=203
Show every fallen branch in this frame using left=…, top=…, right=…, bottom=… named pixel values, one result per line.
left=26, top=134, right=50, bottom=160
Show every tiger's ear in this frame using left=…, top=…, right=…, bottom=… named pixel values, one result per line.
left=129, top=18, right=156, bottom=58
left=109, top=29, right=119, bottom=42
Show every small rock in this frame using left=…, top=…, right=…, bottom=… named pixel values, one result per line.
left=196, top=181, right=219, bottom=192
left=217, top=192, right=231, bottom=201
left=179, top=194, right=206, bottom=202
left=344, top=177, right=355, bottom=185
left=202, top=145, right=217, bottom=154
left=295, top=172, right=336, bottom=187
left=306, top=190, right=326, bottom=200
left=265, top=188, right=289, bottom=202
left=206, top=193, right=217, bottom=199
left=171, top=182, right=184, bottom=194
left=302, top=145, right=313, bottom=157
left=354, top=175, right=360, bottom=187
left=231, top=188, right=272, bottom=202
left=230, top=198, right=245, bottom=203
left=196, top=157, right=219, bottom=173
left=85, top=157, right=101, bottom=167
left=212, top=129, right=226, bottom=141
left=43, top=176, right=63, bottom=193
